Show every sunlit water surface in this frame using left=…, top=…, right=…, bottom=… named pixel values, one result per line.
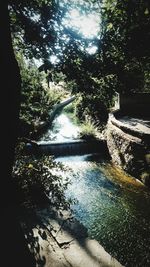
left=40, top=113, right=80, bottom=142
left=56, top=154, right=150, bottom=267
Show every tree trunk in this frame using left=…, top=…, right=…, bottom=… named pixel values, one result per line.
left=0, top=2, right=35, bottom=266
left=0, top=1, right=21, bottom=203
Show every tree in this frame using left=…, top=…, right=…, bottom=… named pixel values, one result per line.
left=1, top=1, right=98, bottom=265
left=1, top=0, right=98, bottom=203
left=1, top=2, right=36, bottom=266
left=99, top=0, right=150, bottom=93
left=56, top=0, right=150, bottom=123
left=1, top=0, right=149, bottom=264
left=1, top=1, right=67, bottom=265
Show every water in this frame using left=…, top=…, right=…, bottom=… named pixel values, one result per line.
left=40, top=113, right=80, bottom=142
left=41, top=112, right=150, bottom=266
left=56, top=154, right=150, bottom=267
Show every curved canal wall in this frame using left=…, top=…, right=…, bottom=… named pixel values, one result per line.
left=106, top=110, right=150, bottom=186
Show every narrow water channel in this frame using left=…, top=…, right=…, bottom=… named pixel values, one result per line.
left=56, top=154, right=150, bottom=267
left=40, top=112, right=80, bottom=142
left=41, top=111, right=150, bottom=266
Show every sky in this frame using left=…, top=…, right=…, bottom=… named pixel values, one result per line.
left=64, top=9, right=100, bottom=39
left=34, top=6, right=100, bottom=66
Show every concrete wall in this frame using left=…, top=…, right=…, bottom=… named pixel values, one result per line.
left=26, top=139, right=108, bottom=157
left=107, top=117, right=150, bottom=186
left=115, top=93, right=150, bottom=116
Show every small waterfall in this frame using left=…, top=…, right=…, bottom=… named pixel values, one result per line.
left=26, top=139, right=108, bottom=157
left=25, top=111, right=108, bottom=157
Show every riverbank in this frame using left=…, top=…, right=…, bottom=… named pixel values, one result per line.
left=21, top=205, right=123, bottom=267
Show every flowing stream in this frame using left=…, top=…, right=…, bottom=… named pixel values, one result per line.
left=41, top=111, right=150, bottom=267
left=40, top=112, right=80, bottom=142
left=56, top=154, right=150, bottom=267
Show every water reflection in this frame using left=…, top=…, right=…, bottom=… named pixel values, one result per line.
left=56, top=154, right=150, bottom=267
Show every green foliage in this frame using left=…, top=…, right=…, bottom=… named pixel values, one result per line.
left=10, top=0, right=60, bottom=60
left=79, top=116, right=101, bottom=140
left=8, top=0, right=150, bottom=219
left=100, top=0, right=150, bottom=93
left=13, top=142, right=71, bottom=210
left=75, top=92, right=108, bottom=125
left=45, top=81, right=68, bottom=105
left=11, top=0, right=150, bottom=127
left=12, top=54, right=71, bottom=211
left=10, top=0, right=99, bottom=61
left=10, top=0, right=150, bottom=99
left=56, top=0, right=150, bottom=118
left=90, top=74, right=118, bottom=106
left=16, top=53, right=64, bottom=138
left=16, top=53, right=48, bottom=137
left=51, top=72, right=67, bottom=84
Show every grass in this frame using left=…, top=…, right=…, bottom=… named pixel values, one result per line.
left=79, top=116, right=101, bottom=141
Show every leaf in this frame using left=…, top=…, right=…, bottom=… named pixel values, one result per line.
left=107, top=23, right=113, bottom=30
left=144, top=8, right=149, bottom=15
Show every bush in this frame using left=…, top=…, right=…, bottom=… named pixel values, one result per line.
left=13, top=142, right=71, bottom=211
left=79, top=116, right=103, bottom=140
left=75, top=93, right=108, bottom=125
left=16, top=53, right=66, bottom=139
left=16, top=54, right=49, bottom=138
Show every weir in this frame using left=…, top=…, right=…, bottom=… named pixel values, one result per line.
left=26, top=139, right=107, bottom=157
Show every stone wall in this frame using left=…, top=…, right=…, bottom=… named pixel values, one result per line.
left=106, top=114, right=150, bottom=186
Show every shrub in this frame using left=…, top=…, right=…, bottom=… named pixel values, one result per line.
left=79, top=116, right=102, bottom=140
left=16, top=53, right=66, bottom=139
left=75, top=93, right=108, bottom=125
left=13, top=142, right=71, bottom=211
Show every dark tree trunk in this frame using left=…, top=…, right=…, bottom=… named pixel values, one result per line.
left=0, top=1, right=21, bottom=203
left=0, top=2, right=35, bottom=266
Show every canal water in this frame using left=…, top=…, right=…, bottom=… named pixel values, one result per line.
left=40, top=112, right=80, bottom=142
left=41, top=111, right=150, bottom=266
left=56, top=154, right=150, bottom=267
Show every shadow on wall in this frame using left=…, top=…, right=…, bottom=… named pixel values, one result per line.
left=115, top=92, right=150, bottom=117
